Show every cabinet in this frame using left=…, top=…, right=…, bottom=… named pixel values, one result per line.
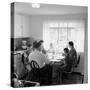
left=14, top=14, right=30, bottom=38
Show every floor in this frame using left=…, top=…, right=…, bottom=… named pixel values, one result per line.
left=51, top=72, right=84, bottom=85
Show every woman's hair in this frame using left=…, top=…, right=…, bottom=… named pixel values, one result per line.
left=64, top=48, right=69, bottom=53
left=69, top=41, right=74, bottom=47
left=33, top=41, right=41, bottom=49
left=33, top=41, right=37, bottom=46
left=39, top=40, right=43, bottom=44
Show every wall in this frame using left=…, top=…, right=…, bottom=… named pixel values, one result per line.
left=30, top=14, right=87, bottom=39
left=14, top=13, right=87, bottom=40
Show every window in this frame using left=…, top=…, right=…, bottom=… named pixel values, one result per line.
left=43, top=20, right=85, bottom=53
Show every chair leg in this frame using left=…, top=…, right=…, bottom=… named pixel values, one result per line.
left=58, top=72, right=62, bottom=84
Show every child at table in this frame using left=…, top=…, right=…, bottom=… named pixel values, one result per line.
left=57, top=48, right=73, bottom=72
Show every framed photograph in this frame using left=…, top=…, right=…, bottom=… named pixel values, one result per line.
left=11, top=2, right=88, bottom=88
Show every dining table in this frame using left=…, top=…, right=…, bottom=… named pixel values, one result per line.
left=48, top=55, right=65, bottom=85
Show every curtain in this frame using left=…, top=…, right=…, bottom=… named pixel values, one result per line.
left=43, top=20, right=84, bottom=53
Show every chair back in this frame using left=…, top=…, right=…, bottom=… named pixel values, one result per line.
left=30, top=60, right=40, bottom=69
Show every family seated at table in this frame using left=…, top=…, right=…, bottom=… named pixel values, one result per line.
left=25, top=40, right=76, bottom=82
left=25, top=40, right=52, bottom=85
left=18, top=40, right=77, bottom=85
left=61, top=41, right=77, bottom=72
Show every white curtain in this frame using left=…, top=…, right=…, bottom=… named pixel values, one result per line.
left=43, top=20, right=85, bottom=53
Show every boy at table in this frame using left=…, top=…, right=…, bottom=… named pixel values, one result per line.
left=52, top=48, right=71, bottom=83
left=58, top=41, right=77, bottom=71
left=56, top=48, right=72, bottom=72
left=61, top=48, right=72, bottom=72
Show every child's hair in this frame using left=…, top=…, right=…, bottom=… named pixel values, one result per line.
left=39, top=40, right=43, bottom=44
left=69, top=41, right=74, bottom=47
left=64, top=48, right=69, bottom=53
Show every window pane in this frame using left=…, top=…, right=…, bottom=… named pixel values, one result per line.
left=43, top=20, right=84, bottom=53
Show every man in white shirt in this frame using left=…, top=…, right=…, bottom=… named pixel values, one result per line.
left=28, top=41, right=50, bottom=68
left=28, top=41, right=52, bottom=85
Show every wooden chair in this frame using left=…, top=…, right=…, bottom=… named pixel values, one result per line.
left=62, top=66, right=84, bottom=84
left=58, top=55, right=82, bottom=84
left=30, top=60, right=40, bottom=69
left=57, top=65, right=74, bottom=84
left=29, top=61, right=40, bottom=83
left=30, top=61, right=52, bottom=85
left=70, top=72, right=84, bottom=83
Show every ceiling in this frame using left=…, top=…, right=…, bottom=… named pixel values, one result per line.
left=14, top=2, right=88, bottom=15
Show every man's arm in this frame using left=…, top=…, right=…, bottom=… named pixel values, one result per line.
left=28, top=53, right=32, bottom=63
left=43, top=54, right=50, bottom=64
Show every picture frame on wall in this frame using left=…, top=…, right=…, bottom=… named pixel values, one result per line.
left=11, top=2, right=88, bottom=88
